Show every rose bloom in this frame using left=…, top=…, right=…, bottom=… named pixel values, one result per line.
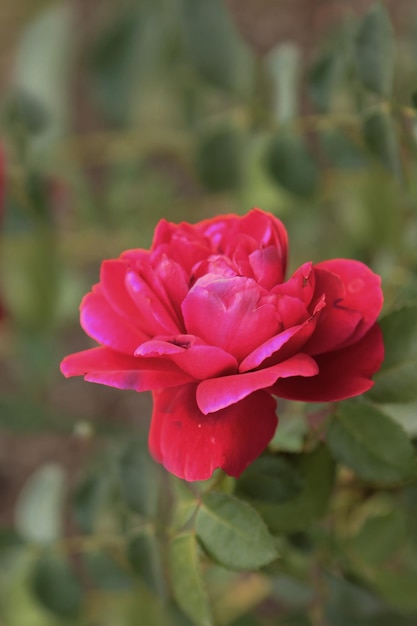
left=61, top=209, right=384, bottom=481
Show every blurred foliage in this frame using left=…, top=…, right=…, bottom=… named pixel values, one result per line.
left=1, top=1, right=417, bottom=625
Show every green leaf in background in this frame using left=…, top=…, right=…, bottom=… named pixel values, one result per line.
left=361, top=569, right=417, bottom=613
left=269, top=410, right=308, bottom=453
left=13, top=3, right=73, bottom=150
left=327, top=402, right=415, bottom=484
left=320, top=130, right=367, bottom=169
left=83, top=550, right=131, bottom=590
left=308, top=53, right=340, bottom=113
left=30, top=551, right=84, bottom=619
left=266, top=43, right=300, bottom=123
left=15, top=463, right=65, bottom=544
left=195, top=492, right=278, bottom=570
left=236, top=455, right=303, bottom=504
left=370, top=305, right=417, bottom=403
left=169, top=532, right=213, bottom=626
left=180, top=0, right=253, bottom=93
left=254, top=445, right=335, bottom=534
left=73, top=473, right=107, bottom=534
left=266, top=131, right=319, bottom=197
left=128, top=528, right=166, bottom=597
left=348, top=493, right=407, bottom=565
left=354, top=4, right=394, bottom=97
left=363, top=111, right=402, bottom=179
left=118, top=440, right=160, bottom=518
left=196, top=125, right=245, bottom=191
left=90, top=8, right=141, bottom=124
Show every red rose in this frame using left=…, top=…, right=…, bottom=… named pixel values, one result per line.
left=61, top=209, right=384, bottom=481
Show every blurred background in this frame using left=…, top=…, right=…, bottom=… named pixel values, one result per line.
left=1, top=0, right=417, bottom=624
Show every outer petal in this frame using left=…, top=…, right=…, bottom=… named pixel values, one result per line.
left=135, top=335, right=238, bottom=379
left=80, top=286, right=148, bottom=354
left=182, top=275, right=278, bottom=361
left=60, top=347, right=193, bottom=391
left=197, top=353, right=318, bottom=414
left=125, top=271, right=180, bottom=335
left=273, top=323, right=384, bottom=402
left=303, top=268, right=362, bottom=355
left=149, top=384, right=278, bottom=481
left=100, top=260, right=141, bottom=323
left=314, top=259, right=383, bottom=347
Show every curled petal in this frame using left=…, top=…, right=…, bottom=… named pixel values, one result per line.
left=303, top=267, right=363, bottom=355
left=239, top=297, right=325, bottom=372
left=273, top=323, right=384, bottom=402
left=314, top=259, right=383, bottom=348
left=60, top=347, right=193, bottom=391
left=80, top=286, right=148, bottom=354
left=149, top=384, right=278, bottom=481
left=197, top=353, right=318, bottom=414
left=182, top=275, right=278, bottom=361
left=273, top=262, right=315, bottom=307
left=135, top=335, right=238, bottom=379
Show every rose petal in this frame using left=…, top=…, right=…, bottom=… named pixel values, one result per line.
left=60, top=347, right=193, bottom=390
left=314, top=259, right=383, bottom=347
left=273, top=323, right=384, bottom=402
left=249, top=246, right=285, bottom=289
left=302, top=267, right=363, bottom=354
left=239, top=296, right=325, bottom=372
left=80, top=286, right=148, bottom=354
left=273, top=262, right=315, bottom=307
left=135, top=335, right=238, bottom=379
left=197, top=353, right=318, bottom=414
left=182, top=275, right=279, bottom=361
left=149, top=384, right=278, bottom=481
left=238, top=209, right=288, bottom=273
left=101, top=260, right=141, bottom=321
left=125, top=270, right=180, bottom=335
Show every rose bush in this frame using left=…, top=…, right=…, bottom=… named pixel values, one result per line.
left=61, top=209, right=384, bottom=481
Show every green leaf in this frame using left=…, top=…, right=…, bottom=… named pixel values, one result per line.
left=72, top=473, right=108, bottom=534
left=379, top=305, right=417, bottom=368
left=169, top=532, right=213, bottom=626
left=195, top=492, right=278, bottom=570
left=254, top=445, right=335, bottom=534
left=370, top=305, right=417, bottom=403
left=83, top=550, right=131, bottom=590
left=327, top=402, right=415, bottom=483
left=236, top=455, right=303, bottom=504
left=371, top=361, right=417, bottom=403
left=118, top=440, right=159, bottom=517
left=15, top=463, right=65, bottom=544
left=90, top=8, right=141, bottom=124
left=266, top=132, right=318, bottom=197
left=363, top=112, right=402, bottom=179
left=354, top=4, right=394, bottom=96
left=349, top=493, right=407, bottom=564
left=196, top=126, right=245, bottom=191
left=266, top=43, right=300, bottom=123
left=363, top=569, right=417, bottom=612
left=320, top=130, right=367, bottom=169
left=180, top=0, right=253, bottom=93
left=30, top=552, right=84, bottom=619
left=14, top=4, right=73, bottom=143
left=269, top=410, right=308, bottom=452
left=309, top=53, right=340, bottom=113
left=128, top=528, right=166, bottom=597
